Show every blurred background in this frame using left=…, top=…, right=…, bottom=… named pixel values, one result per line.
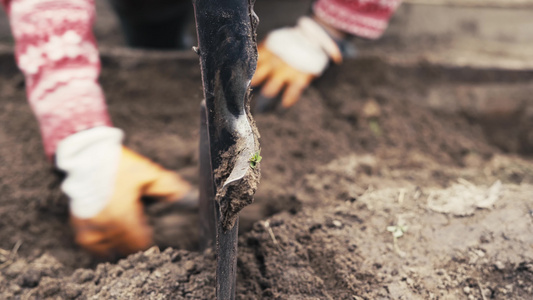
left=0, top=1, right=532, bottom=167
left=1, top=0, right=532, bottom=154
left=1, top=0, right=532, bottom=69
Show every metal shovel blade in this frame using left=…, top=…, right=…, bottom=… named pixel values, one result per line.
left=193, top=0, right=260, bottom=232
left=194, top=1, right=260, bottom=299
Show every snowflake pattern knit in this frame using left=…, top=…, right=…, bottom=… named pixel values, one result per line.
left=314, top=0, right=402, bottom=39
left=2, top=0, right=111, bottom=157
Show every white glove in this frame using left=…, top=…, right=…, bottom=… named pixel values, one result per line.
left=56, top=126, right=123, bottom=218
left=252, top=17, right=343, bottom=109
left=264, top=16, right=342, bottom=75
left=56, top=126, right=192, bottom=257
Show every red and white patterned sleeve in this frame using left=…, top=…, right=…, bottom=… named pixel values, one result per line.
left=1, top=0, right=112, bottom=158
left=313, top=0, right=402, bottom=39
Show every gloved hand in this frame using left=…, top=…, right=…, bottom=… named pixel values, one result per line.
left=252, top=16, right=343, bottom=110
left=56, top=127, right=191, bottom=257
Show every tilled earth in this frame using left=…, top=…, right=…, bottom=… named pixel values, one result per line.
left=0, top=50, right=533, bottom=299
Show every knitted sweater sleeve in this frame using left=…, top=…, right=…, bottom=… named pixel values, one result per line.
left=1, top=0, right=112, bottom=157
left=313, top=0, right=402, bottom=39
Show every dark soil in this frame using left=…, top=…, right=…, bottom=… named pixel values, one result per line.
left=1, top=47, right=533, bottom=299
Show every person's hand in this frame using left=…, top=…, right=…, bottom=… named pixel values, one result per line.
left=56, top=127, right=191, bottom=257
left=252, top=16, right=343, bottom=110
left=70, top=147, right=191, bottom=257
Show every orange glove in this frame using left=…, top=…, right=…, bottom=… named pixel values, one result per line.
left=252, top=16, right=342, bottom=109
left=70, top=147, right=191, bottom=257
left=56, top=127, right=191, bottom=258
left=252, top=44, right=315, bottom=109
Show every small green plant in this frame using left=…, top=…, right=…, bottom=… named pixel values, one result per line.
left=387, top=224, right=408, bottom=239
left=369, top=119, right=382, bottom=137
left=249, top=150, right=262, bottom=169
left=387, top=224, right=408, bottom=257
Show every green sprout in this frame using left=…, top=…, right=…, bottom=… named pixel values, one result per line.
left=369, top=119, right=382, bottom=137
left=249, top=150, right=262, bottom=169
left=387, top=224, right=408, bottom=239
left=387, top=224, right=408, bottom=257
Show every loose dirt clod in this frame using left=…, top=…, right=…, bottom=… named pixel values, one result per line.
left=427, top=180, right=502, bottom=216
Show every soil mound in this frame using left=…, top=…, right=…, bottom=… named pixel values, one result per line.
left=1, top=53, right=533, bottom=299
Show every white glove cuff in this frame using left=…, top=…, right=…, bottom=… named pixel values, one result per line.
left=296, top=16, right=342, bottom=63
left=265, top=16, right=341, bottom=75
left=56, top=126, right=124, bottom=219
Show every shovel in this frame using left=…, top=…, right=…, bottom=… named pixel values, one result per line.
left=193, top=1, right=260, bottom=299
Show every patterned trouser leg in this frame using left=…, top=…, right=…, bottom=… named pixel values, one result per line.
left=107, top=0, right=193, bottom=49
